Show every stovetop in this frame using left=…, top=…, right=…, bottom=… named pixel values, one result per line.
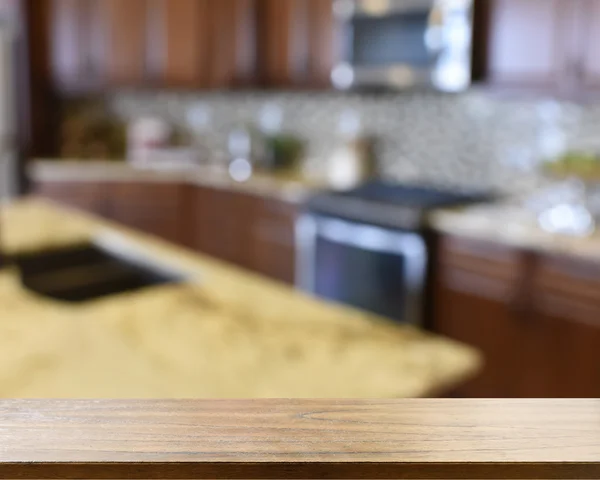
left=305, top=181, right=494, bottom=230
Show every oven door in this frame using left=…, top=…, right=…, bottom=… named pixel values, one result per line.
left=331, top=0, right=473, bottom=92
left=296, top=214, right=427, bottom=325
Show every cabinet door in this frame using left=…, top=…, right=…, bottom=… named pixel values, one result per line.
left=526, top=254, right=600, bottom=397
left=109, top=182, right=186, bottom=244
left=160, top=0, right=212, bottom=87
left=49, top=0, right=101, bottom=91
left=210, top=0, right=258, bottom=87
left=96, top=0, right=150, bottom=85
left=160, top=0, right=257, bottom=88
left=49, top=0, right=86, bottom=89
left=250, top=198, right=297, bottom=284
left=485, top=0, right=571, bottom=90
left=580, top=0, right=600, bottom=90
left=258, top=0, right=333, bottom=88
left=34, top=181, right=111, bottom=218
left=258, top=0, right=305, bottom=86
left=434, top=236, right=528, bottom=397
left=307, top=0, right=335, bottom=87
left=193, top=186, right=237, bottom=263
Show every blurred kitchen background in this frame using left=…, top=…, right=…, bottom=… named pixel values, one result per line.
left=0, top=0, right=599, bottom=398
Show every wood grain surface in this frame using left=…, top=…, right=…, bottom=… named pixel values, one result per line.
left=0, top=399, right=598, bottom=479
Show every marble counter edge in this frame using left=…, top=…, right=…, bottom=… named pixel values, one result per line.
left=429, top=206, right=600, bottom=262
left=29, top=160, right=322, bottom=204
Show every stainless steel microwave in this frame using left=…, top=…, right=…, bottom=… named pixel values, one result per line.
left=331, top=0, right=473, bottom=92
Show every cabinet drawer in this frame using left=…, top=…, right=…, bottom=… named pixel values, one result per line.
left=440, top=236, right=520, bottom=272
left=440, top=266, right=517, bottom=302
left=533, top=254, right=600, bottom=327
left=535, top=254, right=600, bottom=295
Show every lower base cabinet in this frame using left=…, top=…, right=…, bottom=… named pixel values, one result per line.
left=34, top=180, right=188, bottom=245
left=192, top=186, right=297, bottom=284
left=34, top=180, right=298, bottom=285
left=435, top=235, right=600, bottom=398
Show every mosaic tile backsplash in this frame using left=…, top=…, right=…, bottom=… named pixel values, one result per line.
left=97, top=90, right=600, bottom=193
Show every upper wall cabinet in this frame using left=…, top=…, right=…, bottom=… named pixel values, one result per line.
left=97, top=0, right=150, bottom=86
left=159, top=0, right=212, bottom=88
left=580, top=0, right=600, bottom=91
left=45, top=0, right=335, bottom=91
left=209, top=0, right=258, bottom=88
left=482, top=0, right=600, bottom=97
left=257, top=0, right=334, bottom=88
left=160, top=0, right=257, bottom=88
left=49, top=0, right=95, bottom=90
left=48, top=0, right=152, bottom=90
left=484, top=0, right=570, bottom=91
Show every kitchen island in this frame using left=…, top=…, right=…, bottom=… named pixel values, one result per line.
left=0, top=199, right=479, bottom=398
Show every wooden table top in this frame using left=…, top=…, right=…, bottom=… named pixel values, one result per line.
left=0, top=399, right=598, bottom=479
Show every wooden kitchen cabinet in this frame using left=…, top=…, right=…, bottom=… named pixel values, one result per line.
left=160, top=0, right=257, bottom=88
left=47, top=0, right=151, bottom=89
left=160, top=0, right=212, bottom=88
left=483, top=0, right=571, bottom=91
left=49, top=0, right=91, bottom=91
left=108, top=182, right=188, bottom=244
left=481, top=0, right=600, bottom=96
left=97, top=0, right=150, bottom=85
left=34, top=180, right=188, bottom=244
left=33, top=180, right=111, bottom=218
left=192, top=185, right=256, bottom=266
left=42, top=0, right=335, bottom=91
left=434, top=236, right=528, bottom=397
left=580, top=0, right=600, bottom=91
left=48, top=0, right=108, bottom=91
left=257, top=0, right=334, bottom=88
left=209, top=0, right=258, bottom=88
left=525, top=254, right=600, bottom=397
left=249, top=197, right=298, bottom=284
left=434, top=234, right=600, bottom=398
left=35, top=179, right=298, bottom=283
left=307, top=0, right=336, bottom=88
left=191, top=185, right=297, bottom=283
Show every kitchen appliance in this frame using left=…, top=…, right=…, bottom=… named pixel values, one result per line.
left=331, top=0, right=473, bottom=92
left=296, top=181, right=491, bottom=325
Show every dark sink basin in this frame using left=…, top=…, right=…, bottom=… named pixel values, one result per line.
left=9, top=242, right=186, bottom=303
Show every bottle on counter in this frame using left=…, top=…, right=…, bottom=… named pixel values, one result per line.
left=127, top=116, right=172, bottom=167
left=186, top=103, right=217, bottom=166
left=227, top=124, right=263, bottom=182
left=326, top=109, right=376, bottom=190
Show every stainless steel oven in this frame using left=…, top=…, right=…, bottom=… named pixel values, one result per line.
left=296, top=214, right=427, bottom=325
left=331, top=0, right=473, bottom=92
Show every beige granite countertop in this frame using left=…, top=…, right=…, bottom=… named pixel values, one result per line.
left=430, top=203, right=600, bottom=261
left=31, top=159, right=325, bottom=204
left=0, top=199, right=480, bottom=398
